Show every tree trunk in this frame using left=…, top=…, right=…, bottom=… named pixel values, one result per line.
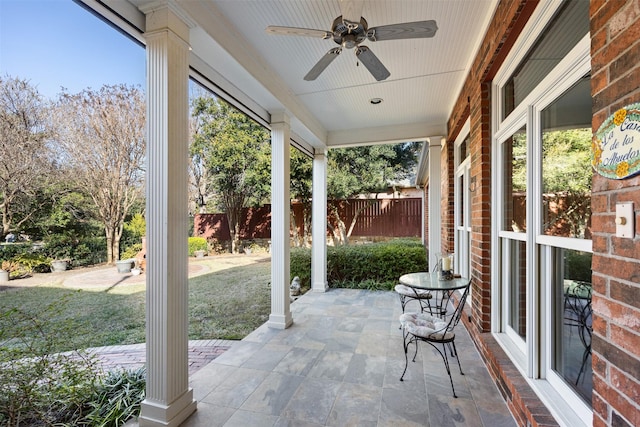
left=226, top=210, right=241, bottom=254
left=105, top=225, right=119, bottom=264
left=1, top=199, right=9, bottom=237
left=346, top=199, right=376, bottom=241
left=328, top=204, right=348, bottom=245
left=290, top=209, right=301, bottom=247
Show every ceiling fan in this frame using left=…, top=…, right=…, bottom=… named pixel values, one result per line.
left=265, top=0, right=438, bottom=81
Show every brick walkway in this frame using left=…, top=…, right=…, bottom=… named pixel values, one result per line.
left=87, top=340, right=234, bottom=376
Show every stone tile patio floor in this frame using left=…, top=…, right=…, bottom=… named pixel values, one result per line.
left=112, top=288, right=516, bottom=427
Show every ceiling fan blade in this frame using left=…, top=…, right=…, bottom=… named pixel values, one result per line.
left=266, top=26, right=332, bottom=39
left=304, top=48, right=342, bottom=81
left=355, top=46, right=390, bottom=81
left=366, top=20, right=438, bottom=41
left=338, top=0, right=364, bottom=27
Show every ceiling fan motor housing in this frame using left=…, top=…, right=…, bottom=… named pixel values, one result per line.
left=332, top=16, right=368, bottom=48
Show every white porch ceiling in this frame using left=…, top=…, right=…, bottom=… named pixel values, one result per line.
left=96, top=0, right=498, bottom=151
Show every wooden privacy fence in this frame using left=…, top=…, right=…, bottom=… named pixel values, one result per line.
left=194, top=198, right=422, bottom=241
left=332, top=198, right=421, bottom=238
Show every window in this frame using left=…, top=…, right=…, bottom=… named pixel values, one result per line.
left=492, top=1, right=592, bottom=425
left=541, top=76, right=593, bottom=405
left=454, top=125, right=471, bottom=284
left=502, top=126, right=527, bottom=233
left=502, top=0, right=589, bottom=120
left=541, top=76, right=592, bottom=240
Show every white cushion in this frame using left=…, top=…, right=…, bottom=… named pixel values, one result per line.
left=399, top=312, right=451, bottom=340
left=394, top=284, right=432, bottom=298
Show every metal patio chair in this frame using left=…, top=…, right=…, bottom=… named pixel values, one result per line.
left=399, top=281, right=471, bottom=398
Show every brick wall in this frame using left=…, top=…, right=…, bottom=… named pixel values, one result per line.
left=443, top=1, right=557, bottom=426
left=447, top=0, right=539, bottom=335
left=590, top=1, right=640, bottom=426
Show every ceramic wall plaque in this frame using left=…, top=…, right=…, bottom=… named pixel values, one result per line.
left=593, top=102, right=640, bottom=179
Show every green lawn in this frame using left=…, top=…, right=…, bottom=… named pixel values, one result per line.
left=0, top=258, right=271, bottom=354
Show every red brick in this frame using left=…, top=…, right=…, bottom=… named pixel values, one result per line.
left=610, top=322, right=640, bottom=358
left=597, top=381, right=640, bottom=427
left=592, top=273, right=608, bottom=296
left=593, top=411, right=609, bottom=427
left=591, top=256, right=640, bottom=283
left=593, top=352, right=609, bottom=379
left=610, top=280, right=640, bottom=310
left=593, top=296, right=640, bottom=329
left=593, top=314, right=608, bottom=336
left=610, top=365, right=640, bottom=405
left=594, top=67, right=640, bottom=111
left=591, top=213, right=617, bottom=234
left=611, top=237, right=640, bottom=260
left=608, top=0, right=640, bottom=39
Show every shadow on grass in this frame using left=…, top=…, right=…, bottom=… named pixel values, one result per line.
left=0, top=261, right=272, bottom=353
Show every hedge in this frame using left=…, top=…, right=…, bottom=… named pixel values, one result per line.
left=290, top=239, right=427, bottom=291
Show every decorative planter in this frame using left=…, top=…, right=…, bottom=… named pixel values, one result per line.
left=51, top=260, right=69, bottom=272
left=131, top=267, right=142, bottom=276
left=0, top=270, right=9, bottom=282
left=116, top=260, right=133, bottom=274
left=194, top=250, right=206, bottom=258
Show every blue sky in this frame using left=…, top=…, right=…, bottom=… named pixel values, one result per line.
left=0, top=0, right=145, bottom=100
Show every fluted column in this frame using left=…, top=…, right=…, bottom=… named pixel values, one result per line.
left=139, top=2, right=196, bottom=426
left=268, top=112, right=293, bottom=329
left=427, top=136, right=443, bottom=270
left=312, top=150, right=328, bottom=292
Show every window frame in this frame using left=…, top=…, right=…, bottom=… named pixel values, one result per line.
left=491, top=1, right=593, bottom=426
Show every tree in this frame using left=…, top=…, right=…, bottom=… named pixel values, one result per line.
left=52, top=85, right=145, bottom=264
left=191, top=95, right=271, bottom=253
left=327, top=142, right=419, bottom=245
left=541, top=128, right=592, bottom=238
left=188, top=83, right=210, bottom=215
left=0, top=76, right=54, bottom=239
left=290, top=148, right=313, bottom=247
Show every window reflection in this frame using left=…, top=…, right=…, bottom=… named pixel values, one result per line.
left=502, top=0, right=589, bottom=119
left=553, top=248, right=593, bottom=404
left=541, top=76, right=592, bottom=239
left=508, top=239, right=527, bottom=339
left=503, top=126, right=527, bottom=232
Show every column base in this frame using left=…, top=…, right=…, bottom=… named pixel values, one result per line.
left=268, top=313, right=293, bottom=329
left=312, top=282, right=329, bottom=292
left=138, top=389, right=196, bottom=427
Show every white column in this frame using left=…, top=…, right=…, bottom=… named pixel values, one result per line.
left=427, top=137, right=443, bottom=271
left=268, top=112, right=293, bottom=329
left=139, top=3, right=196, bottom=426
left=311, top=149, right=328, bottom=292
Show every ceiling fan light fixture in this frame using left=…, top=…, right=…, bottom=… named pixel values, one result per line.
left=266, top=1, right=437, bottom=81
left=370, top=98, right=383, bottom=105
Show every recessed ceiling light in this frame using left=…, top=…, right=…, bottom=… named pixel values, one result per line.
left=370, top=98, right=383, bottom=105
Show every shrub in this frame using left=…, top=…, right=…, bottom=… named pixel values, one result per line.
left=0, top=298, right=100, bottom=426
left=327, top=241, right=427, bottom=290
left=120, top=213, right=146, bottom=255
left=72, top=236, right=107, bottom=266
left=10, top=253, right=51, bottom=277
left=290, top=247, right=311, bottom=288
left=207, top=237, right=229, bottom=254
left=565, top=250, right=592, bottom=282
left=86, top=367, right=146, bottom=426
left=290, top=240, right=427, bottom=291
left=43, top=234, right=107, bottom=267
left=121, top=243, right=142, bottom=260
left=0, top=242, right=32, bottom=262
left=188, top=237, right=208, bottom=256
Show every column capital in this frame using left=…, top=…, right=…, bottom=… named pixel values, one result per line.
left=270, top=111, right=291, bottom=126
left=140, top=0, right=195, bottom=41
left=427, top=135, right=445, bottom=148
left=314, top=148, right=328, bottom=158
